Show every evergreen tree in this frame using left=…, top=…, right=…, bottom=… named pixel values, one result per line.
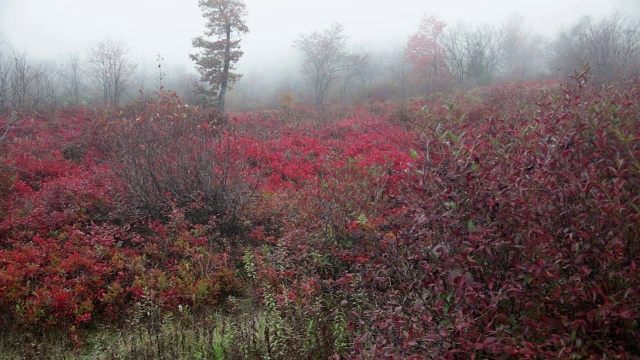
left=190, top=0, right=248, bottom=112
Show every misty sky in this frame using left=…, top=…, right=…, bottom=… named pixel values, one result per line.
left=1, top=0, right=639, bottom=74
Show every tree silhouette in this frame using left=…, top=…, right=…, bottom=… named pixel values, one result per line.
left=295, top=23, right=365, bottom=107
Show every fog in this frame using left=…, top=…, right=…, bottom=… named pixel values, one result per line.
left=1, top=0, right=638, bottom=109
left=3, top=0, right=635, bottom=67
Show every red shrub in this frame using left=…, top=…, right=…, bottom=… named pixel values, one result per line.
left=339, top=75, right=640, bottom=358
left=1, top=75, right=638, bottom=359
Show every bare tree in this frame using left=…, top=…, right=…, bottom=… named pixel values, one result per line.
left=8, top=47, right=58, bottom=112
left=441, top=23, right=506, bottom=86
left=0, top=45, right=12, bottom=114
left=294, top=23, right=366, bottom=106
left=10, top=48, right=36, bottom=109
left=501, top=14, right=545, bottom=80
left=132, top=60, right=155, bottom=98
left=30, top=59, right=61, bottom=113
left=464, top=25, right=506, bottom=85
left=588, top=13, right=640, bottom=80
left=550, top=13, right=640, bottom=82
left=61, top=52, right=83, bottom=105
left=384, top=47, right=413, bottom=102
left=338, top=51, right=370, bottom=104
left=85, top=38, right=136, bottom=107
left=345, top=50, right=388, bottom=102
left=441, top=23, right=469, bottom=84
left=355, top=51, right=381, bottom=89
left=0, top=43, right=62, bottom=113
left=190, top=0, right=249, bottom=112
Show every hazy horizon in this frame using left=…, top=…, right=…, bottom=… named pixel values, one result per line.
left=2, top=0, right=638, bottom=77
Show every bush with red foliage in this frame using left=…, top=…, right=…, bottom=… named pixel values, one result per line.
left=0, top=97, right=242, bottom=339
left=329, top=75, right=640, bottom=358
left=0, top=75, right=638, bottom=359
left=234, top=76, right=640, bottom=358
left=109, top=91, right=257, bottom=232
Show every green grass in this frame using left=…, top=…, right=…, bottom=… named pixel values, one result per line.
left=0, top=296, right=343, bottom=360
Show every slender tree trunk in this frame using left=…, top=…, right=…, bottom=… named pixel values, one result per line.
left=73, top=74, right=79, bottom=105
left=218, top=23, right=232, bottom=112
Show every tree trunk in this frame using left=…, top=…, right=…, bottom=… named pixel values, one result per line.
left=218, top=23, right=232, bottom=112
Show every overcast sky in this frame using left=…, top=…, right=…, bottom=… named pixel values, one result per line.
left=1, top=0, right=638, bottom=74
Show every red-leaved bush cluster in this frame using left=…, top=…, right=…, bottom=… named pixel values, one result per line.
left=0, top=95, right=243, bottom=342
left=242, top=74, right=640, bottom=358
left=0, top=75, right=638, bottom=358
left=337, top=74, right=640, bottom=358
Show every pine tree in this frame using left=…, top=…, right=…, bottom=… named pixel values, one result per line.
left=190, top=0, right=248, bottom=112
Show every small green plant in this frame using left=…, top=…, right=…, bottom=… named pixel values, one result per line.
left=356, top=213, right=368, bottom=226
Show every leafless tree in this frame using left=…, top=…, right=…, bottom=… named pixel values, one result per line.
left=441, top=23, right=469, bottom=84
left=476, top=25, right=506, bottom=83
left=0, top=45, right=12, bottom=115
left=501, top=14, right=545, bottom=80
left=442, top=23, right=507, bottom=85
left=132, top=60, right=154, bottom=98
left=550, top=13, right=640, bottom=82
left=61, top=52, right=83, bottom=105
left=348, top=51, right=387, bottom=102
left=338, top=51, right=370, bottom=104
left=0, top=43, right=62, bottom=113
left=383, top=47, right=413, bottom=102
left=30, top=59, right=61, bottom=113
left=356, top=52, right=382, bottom=89
left=10, top=48, right=37, bottom=109
left=7, top=47, right=58, bottom=112
left=294, top=23, right=366, bottom=106
left=85, top=38, right=137, bottom=107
